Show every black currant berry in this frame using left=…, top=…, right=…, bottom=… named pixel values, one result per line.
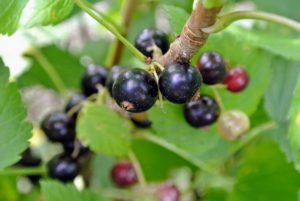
left=48, top=154, right=79, bottom=182
left=159, top=63, right=202, bottom=104
left=130, top=112, right=152, bottom=128
left=197, top=51, right=226, bottom=85
left=135, top=28, right=170, bottom=58
left=81, top=64, right=108, bottom=96
left=41, top=111, right=75, bottom=143
left=111, top=161, right=137, bottom=187
left=112, top=69, right=158, bottom=113
left=17, top=148, right=42, bottom=183
left=223, top=66, right=249, bottom=92
left=131, top=118, right=152, bottom=128
left=65, top=93, right=86, bottom=120
left=156, top=183, right=180, bottom=201
left=63, top=140, right=90, bottom=158
left=184, top=95, right=220, bottom=128
left=18, top=148, right=41, bottom=167
left=105, top=65, right=126, bottom=96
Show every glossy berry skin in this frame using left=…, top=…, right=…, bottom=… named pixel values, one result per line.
left=112, top=69, right=158, bottom=113
left=135, top=28, right=170, bottom=58
left=65, top=93, right=86, bottom=120
left=105, top=65, right=126, bottom=96
left=223, top=66, right=249, bottom=92
left=17, top=149, right=42, bottom=183
left=63, top=140, right=90, bottom=157
left=197, top=51, right=226, bottom=85
left=159, top=63, right=202, bottom=104
left=41, top=111, right=75, bottom=143
left=184, top=95, right=220, bottom=128
left=218, top=110, right=250, bottom=141
left=18, top=149, right=41, bottom=167
left=81, top=64, right=108, bottom=96
left=48, top=154, right=79, bottom=182
left=111, top=161, right=137, bottom=187
left=156, top=183, right=180, bottom=201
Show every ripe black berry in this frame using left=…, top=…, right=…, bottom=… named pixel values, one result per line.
left=197, top=51, right=226, bottom=85
left=111, top=161, right=137, bottom=187
left=105, top=65, right=126, bottom=96
left=156, top=183, right=180, bottom=201
left=131, top=118, right=152, bottom=128
left=63, top=140, right=90, bottom=158
left=18, top=148, right=41, bottom=167
left=218, top=110, right=250, bottom=140
left=112, top=69, right=158, bottom=113
left=135, top=28, right=170, bottom=58
left=65, top=93, right=86, bottom=120
left=223, top=66, right=249, bottom=92
left=41, top=111, right=75, bottom=143
left=17, top=148, right=42, bottom=183
left=48, top=154, right=79, bottom=182
left=159, top=63, right=202, bottom=104
left=184, top=95, right=220, bottom=128
left=81, top=64, right=108, bottom=96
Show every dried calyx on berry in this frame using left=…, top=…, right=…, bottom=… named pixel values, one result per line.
left=81, top=64, right=108, bottom=96
left=111, top=161, right=138, bottom=187
left=197, top=51, right=227, bottom=85
left=184, top=95, right=220, bottom=128
left=112, top=68, right=158, bottom=113
left=224, top=66, right=249, bottom=92
left=135, top=28, right=170, bottom=58
left=41, top=111, right=75, bottom=143
left=159, top=62, right=202, bottom=104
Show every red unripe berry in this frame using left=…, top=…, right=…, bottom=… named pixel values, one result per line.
left=223, top=67, right=249, bottom=92
left=156, top=182, right=180, bottom=201
left=111, top=161, right=137, bottom=187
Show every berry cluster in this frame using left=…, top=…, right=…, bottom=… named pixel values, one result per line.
left=41, top=97, right=90, bottom=182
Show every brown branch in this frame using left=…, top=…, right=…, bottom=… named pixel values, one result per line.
left=156, top=2, right=222, bottom=66
left=107, top=0, right=137, bottom=66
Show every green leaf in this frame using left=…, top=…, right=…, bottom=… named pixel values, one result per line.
left=17, top=45, right=84, bottom=91
left=0, top=59, right=32, bottom=169
left=162, top=5, right=189, bottom=34
left=0, top=0, right=29, bottom=35
left=198, top=27, right=273, bottom=115
left=228, top=27, right=300, bottom=61
left=288, top=76, right=300, bottom=171
left=77, top=103, right=131, bottom=157
left=251, top=0, right=300, bottom=21
left=161, top=0, right=194, bottom=12
left=149, top=103, right=232, bottom=166
left=41, top=180, right=109, bottom=201
left=264, top=58, right=300, bottom=122
left=227, top=141, right=300, bottom=201
left=23, top=0, right=74, bottom=27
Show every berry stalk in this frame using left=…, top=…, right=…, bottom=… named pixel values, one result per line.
left=156, top=1, right=223, bottom=66
left=74, top=0, right=146, bottom=62
left=105, top=0, right=137, bottom=67
left=0, top=166, right=47, bottom=176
